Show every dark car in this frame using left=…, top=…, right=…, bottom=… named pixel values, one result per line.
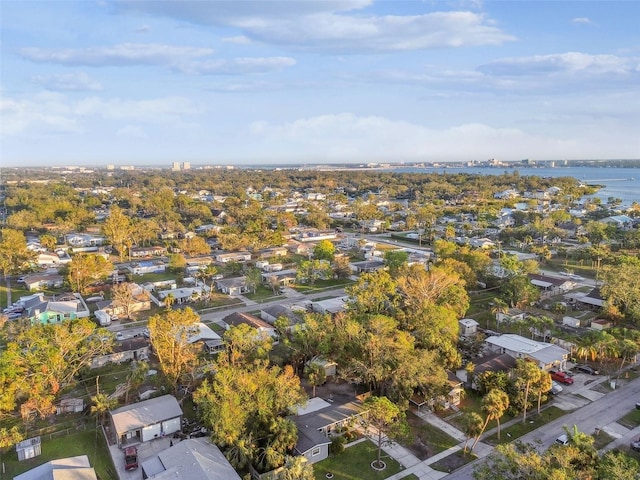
left=631, top=438, right=640, bottom=452
left=575, top=365, right=599, bottom=375
left=124, top=446, right=138, bottom=470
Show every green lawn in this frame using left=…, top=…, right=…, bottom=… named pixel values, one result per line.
left=484, top=406, right=567, bottom=445
left=0, top=284, right=38, bottom=308
left=1, top=428, right=117, bottom=480
left=449, top=390, right=516, bottom=433
left=294, top=278, right=354, bottom=294
left=243, top=286, right=282, bottom=302
left=618, top=408, right=640, bottom=429
left=313, top=440, right=404, bottom=480
left=132, top=272, right=178, bottom=283
left=429, top=450, right=477, bottom=473
left=592, top=430, right=615, bottom=450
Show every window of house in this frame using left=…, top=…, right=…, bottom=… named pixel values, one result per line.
left=311, top=447, right=321, bottom=456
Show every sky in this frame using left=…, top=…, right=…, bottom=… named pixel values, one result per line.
left=1, top=0, right=640, bottom=167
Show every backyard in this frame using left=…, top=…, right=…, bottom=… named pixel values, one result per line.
left=1, top=428, right=116, bottom=480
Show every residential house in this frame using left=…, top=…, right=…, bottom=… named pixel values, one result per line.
left=261, top=269, right=297, bottom=288
left=528, top=273, right=575, bottom=296
left=291, top=396, right=365, bottom=465
left=410, top=371, right=463, bottom=411
left=496, top=308, right=525, bottom=327
left=295, top=229, right=337, bottom=243
left=215, top=276, right=249, bottom=295
left=256, top=246, right=288, bottom=259
left=14, top=455, right=96, bottom=480
left=126, top=260, right=167, bottom=275
left=24, top=293, right=90, bottom=325
left=306, top=357, right=338, bottom=378
left=140, top=438, right=241, bottom=480
left=130, top=245, right=167, bottom=258
left=215, top=251, right=252, bottom=263
left=109, top=395, right=182, bottom=448
left=599, top=215, right=635, bottom=230
left=91, top=337, right=150, bottom=369
left=157, top=286, right=203, bottom=305
left=260, top=304, right=304, bottom=327
left=22, top=273, right=64, bottom=291
left=349, top=259, right=385, bottom=274
left=312, top=296, right=349, bottom=316
left=569, top=287, right=605, bottom=309
left=223, top=312, right=278, bottom=341
left=455, top=352, right=517, bottom=390
left=485, top=334, right=570, bottom=371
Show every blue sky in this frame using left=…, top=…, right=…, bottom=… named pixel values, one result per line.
left=2, top=0, right=639, bottom=167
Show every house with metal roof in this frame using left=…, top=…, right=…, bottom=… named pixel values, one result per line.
left=485, top=334, right=570, bottom=371
left=14, top=455, right=96, bottom=480
left=141, top=438, right=241, bottom=480
left=109, top=395, right=183, bottom=448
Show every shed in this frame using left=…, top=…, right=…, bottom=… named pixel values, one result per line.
left=56, top=398, right=85, bottom=415
left=591, top=318, right=612, bottom=331
left=562, top=316, right=581, bottom=328
left=16, top=436, right=42, bottom=461
left=458, top=318, right=479, bottom=337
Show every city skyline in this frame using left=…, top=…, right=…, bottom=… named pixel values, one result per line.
left=2, top=0, right=640, bottom=167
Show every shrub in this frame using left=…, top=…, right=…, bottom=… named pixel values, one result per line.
left=330, top=435, right=346, bottom=454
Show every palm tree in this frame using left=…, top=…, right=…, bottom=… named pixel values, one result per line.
left=91, top=393, right=117, bottom=426
left=472, top=388, right=509, bottom=449
left=462, top=412, right=483, bottom=453
left=491, top=298, right=509, bottom=332
left=515, top=359, right=542, bottom=424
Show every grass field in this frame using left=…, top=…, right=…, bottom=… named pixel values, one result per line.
left=484, top=406, right=567, bottom=445
left=313, top=440, right=404, bottom=480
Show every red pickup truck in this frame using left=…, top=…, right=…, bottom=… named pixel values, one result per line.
left=550, top=370, right=574, bottom=385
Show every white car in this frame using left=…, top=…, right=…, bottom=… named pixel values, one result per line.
left=550, top=381, right=563, bottom=395
left=555, top=434, right=569, bottom=445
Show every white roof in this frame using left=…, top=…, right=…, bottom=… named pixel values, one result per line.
left=14, top=455, right=95, bottom=480
left=294, top=397, right=332, bottom=416
left=486, top=334, right=550, bottom=354
left=459, top=318, right=479, bottom=327
left=110, top=395, right=182, bottom=435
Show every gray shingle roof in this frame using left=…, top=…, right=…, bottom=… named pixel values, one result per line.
left=110, top=395, right=182, bottom=435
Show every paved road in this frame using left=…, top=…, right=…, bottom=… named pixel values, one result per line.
left=444, top=373, right=640, bottom=479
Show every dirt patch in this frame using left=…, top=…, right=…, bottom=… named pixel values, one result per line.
left=430, top=450, right=476, bottom=473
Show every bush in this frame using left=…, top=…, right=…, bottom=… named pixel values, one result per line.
left=330, top=435, right=346, bottom=454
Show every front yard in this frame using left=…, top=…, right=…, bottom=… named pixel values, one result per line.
left=404, top=410, right=459, bottom=460
left=313, top=440, right=403, bottom=480
left=483, top=406, right=567, bottom=445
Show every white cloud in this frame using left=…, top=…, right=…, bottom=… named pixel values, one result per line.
left=1, top=92, right=200, bottom=137
left=478, top=52, right=639, bottom=76
left=20, top=43, right=214, bottom=66
left=31, top=72, right=103, bottom=91
left=177, top=56, right=296, bottom=75
left=222, top=35, right=251, bottom=44
left=572, top=17, right=593, bottom=25
left=136, top=24, right=151, bottom=33
left=117, top=2, right=515, bottom=52
left=248, top=113, right=636, bottom=161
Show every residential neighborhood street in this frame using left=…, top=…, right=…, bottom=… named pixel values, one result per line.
left=443, top=371, right=640, bottom=479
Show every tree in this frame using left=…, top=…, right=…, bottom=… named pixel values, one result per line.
left=222, top=323, right=273, bottom=367
left=147, top=308, right=202, bottom=391
left=598, top=451, right=640, bottom=480
left=101, top=205, right=134, bottom=260
left=65, top=254, right=113, bottom=294
left=313, top=239, right=336, bottom=261
left=194, top=361, right=306, bottom=472
left=111, top=282, right=148, bottom=320
left=296, top=259, right=331, bottom=285
left=0, top=229, right=34, bottom=277
left=514, top=359, right=542, bottom=424
left=491, top=298, right=509, bottom=332
left=332, top=255, right=352, bottom=279
left=91, top=392, right=117, bottom=425
left=195, top=264, right=219, bottom=303
left=472, top=389, right=509, bottom=449
left=178, top=235, right=211, bottom=256
left=279, top=455, right=314, bottom=480
left=362, top=396, right=408, bottom=469
left=383, top=250, right=408, bottom=275
left=39, top=234, right=57, bottom=251
left=461, top=412, right=483, bottom=453
left=244, top=267, right=262, bottom=294
left=305, top=362, right=326, bottom=398
left=1, top=319, right=113, bottom=418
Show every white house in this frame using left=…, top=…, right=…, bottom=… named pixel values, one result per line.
left=485, top=334, right=570, bottom=371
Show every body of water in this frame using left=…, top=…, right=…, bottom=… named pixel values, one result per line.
left=392, top=166, right=640, bottom=207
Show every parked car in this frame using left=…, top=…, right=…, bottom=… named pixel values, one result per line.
left=549, top=381, right=563, bottom=395
left=550, top=370, right=574, bottom=385
left=574, top=365, right=599, bottom=375
left=124, top=446, right=138, bottom=470
left=631, top=438, right=640, bottom=452
left=555, top=434, right=569, bottom=446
